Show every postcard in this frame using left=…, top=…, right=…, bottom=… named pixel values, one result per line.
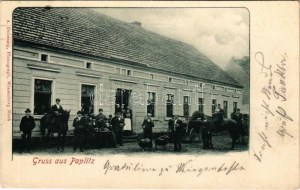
left=0, top=1, right=299, bottom=188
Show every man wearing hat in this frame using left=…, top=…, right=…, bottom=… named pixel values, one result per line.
left=19, top=108, right=36, bottom=153
left=111, top=112, right=125, bottom=146
left=141, top=113, right=154, bottom=147
left=168, top=115, right=184, bottom=152
left=73, top=111, right=87, bottom=152
left=231, top=108, right=243, bottom=124
left=95, top=108, right=107, bottom=130
left=51, top=98, right=64, bottom=115
left=231, top=108, right=245, bottom=138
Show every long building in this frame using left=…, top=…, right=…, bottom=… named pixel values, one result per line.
left=12, top=8, right=243, bottom=137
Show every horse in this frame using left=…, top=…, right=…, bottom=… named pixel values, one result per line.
left=188, top=111, right=204, bottom=143
left=40, top=110, right=70, bottom=152
left=189, top=111, right=243, bottom=150
left=204, top=113, right=243, bottom=150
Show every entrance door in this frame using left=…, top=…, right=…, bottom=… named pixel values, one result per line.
left=115, top=88, right=132, bottom=132
left=115, top=88, right=132, bottom=114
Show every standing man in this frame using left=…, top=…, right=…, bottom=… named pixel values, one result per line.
left=168, top=115, right=184, bottom=152
left=86, top=105, right=95, bottom=119
left=111, top=112, right=125, bottom=146
left=19, top=108, right=36, bottom=153
left=73, top=111, right=87, bottom=152
left=231, top=108, right=245, bottom=142
left=95, top=108, right=107, bottom=130
left=142, top=113, right=154, bottom=146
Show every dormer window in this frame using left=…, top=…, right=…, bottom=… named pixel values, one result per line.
left=41, top=54, right=48, bottom=62
left=169, top=78, right=172, bottom=83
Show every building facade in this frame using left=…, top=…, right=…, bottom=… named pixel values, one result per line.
left=12, top=8, right=243, bottom=138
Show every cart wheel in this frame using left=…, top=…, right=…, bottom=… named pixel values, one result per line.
left=190, top=128, right=196, bottom=143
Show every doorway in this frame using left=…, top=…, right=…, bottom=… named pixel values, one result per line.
left=115, top=88, right=132, bottom=134
left=115, top=88, right=132, bottom=114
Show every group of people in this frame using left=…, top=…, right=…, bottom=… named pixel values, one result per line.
left=19, top=98, right=130, bottom=153
left=73, top=109, right=130, bottom=152
left=19, top=98, right=245, bottom=153
left=139, top=113, right=185, bottom=152
left=212, top=103, right=245, bottom=127
left=19, top=98, right=65, bottom=153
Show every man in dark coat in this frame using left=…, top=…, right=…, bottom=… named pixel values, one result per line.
left=51, top=98, right=64, bottom=114
left=19, top=108, right=36, bottom=153
left=168, top=115, right=184, bottom=152
left=231, top=108, right=245, bottom=139
left=111, top=112, right=125, bottom=146
left=73, top=111, right=87, bottom=152
left=212, top=104, right=224, bottom=127
left=142, top=114, right=154, bottom=146
left=95, top=108, right=107, bottom=130
left=50, top=98, right=64, bottom=124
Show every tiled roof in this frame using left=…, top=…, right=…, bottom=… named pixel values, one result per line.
left=13, top=8, right=242, bottom=87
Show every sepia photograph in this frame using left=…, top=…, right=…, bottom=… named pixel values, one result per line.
left=12, top=7, right=250, bottom=155
left=0, top=1, right=299, bottom=188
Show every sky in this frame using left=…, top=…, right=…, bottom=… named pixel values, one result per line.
left=93, top=8, right=249, bottom=69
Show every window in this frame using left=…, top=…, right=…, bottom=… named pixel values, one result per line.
left=233, top=102, right=238, bottom=112
left=199, top=83, right=203, bottom=87
left=147, top=92, right=156, bottom=117
left=223, top=101, right=228, bottom=118
left=198, top=98, right=205, bottom=113
left=166, top=94, right=174, bottom=117
left=183, top=96, right=190, bottom=117
left=41, top=54, right=48, bottom=62
left=212, top=85, right=215, bottom=90
left=121, top=69, right=126, bottom=75
left=127, top=70, right=131, bottom=76
left=150, top=74, right=154, bottom=79
left=169, top=78, right=172, bottom=83
left=116, top=68, right=120, bottom=74
left=34, top=79, right=52, bottom=115
left=81, top=84, right=95, bottom=115
left=212, top=99, right=217, bottom=114
left=86, top=62, right=92, bottom=69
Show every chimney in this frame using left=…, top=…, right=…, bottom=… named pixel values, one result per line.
left=130, top=21, right=142, bottom=27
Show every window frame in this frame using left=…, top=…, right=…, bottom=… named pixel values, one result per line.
left=183, top=95, right=190, bottom=117
left=40, top=54, right=48, bottom=62
left=79, top=83, right=97, bottom=115
left=166, top=93, right=174, bottom=118
left=149, top=73, right=154, bottom=80
left=86, top=62, right=93, bottom=69
left=146, top=91, right=156, bottom=117
left=31, top=77, right=55, bottom=116
left=223, top=100, right=228, bottom=118
left=198, top=97, right=205, bottom=113
left=233, top=102, right=238, bottom=112
left=212, top=98, right=217, bottom=114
